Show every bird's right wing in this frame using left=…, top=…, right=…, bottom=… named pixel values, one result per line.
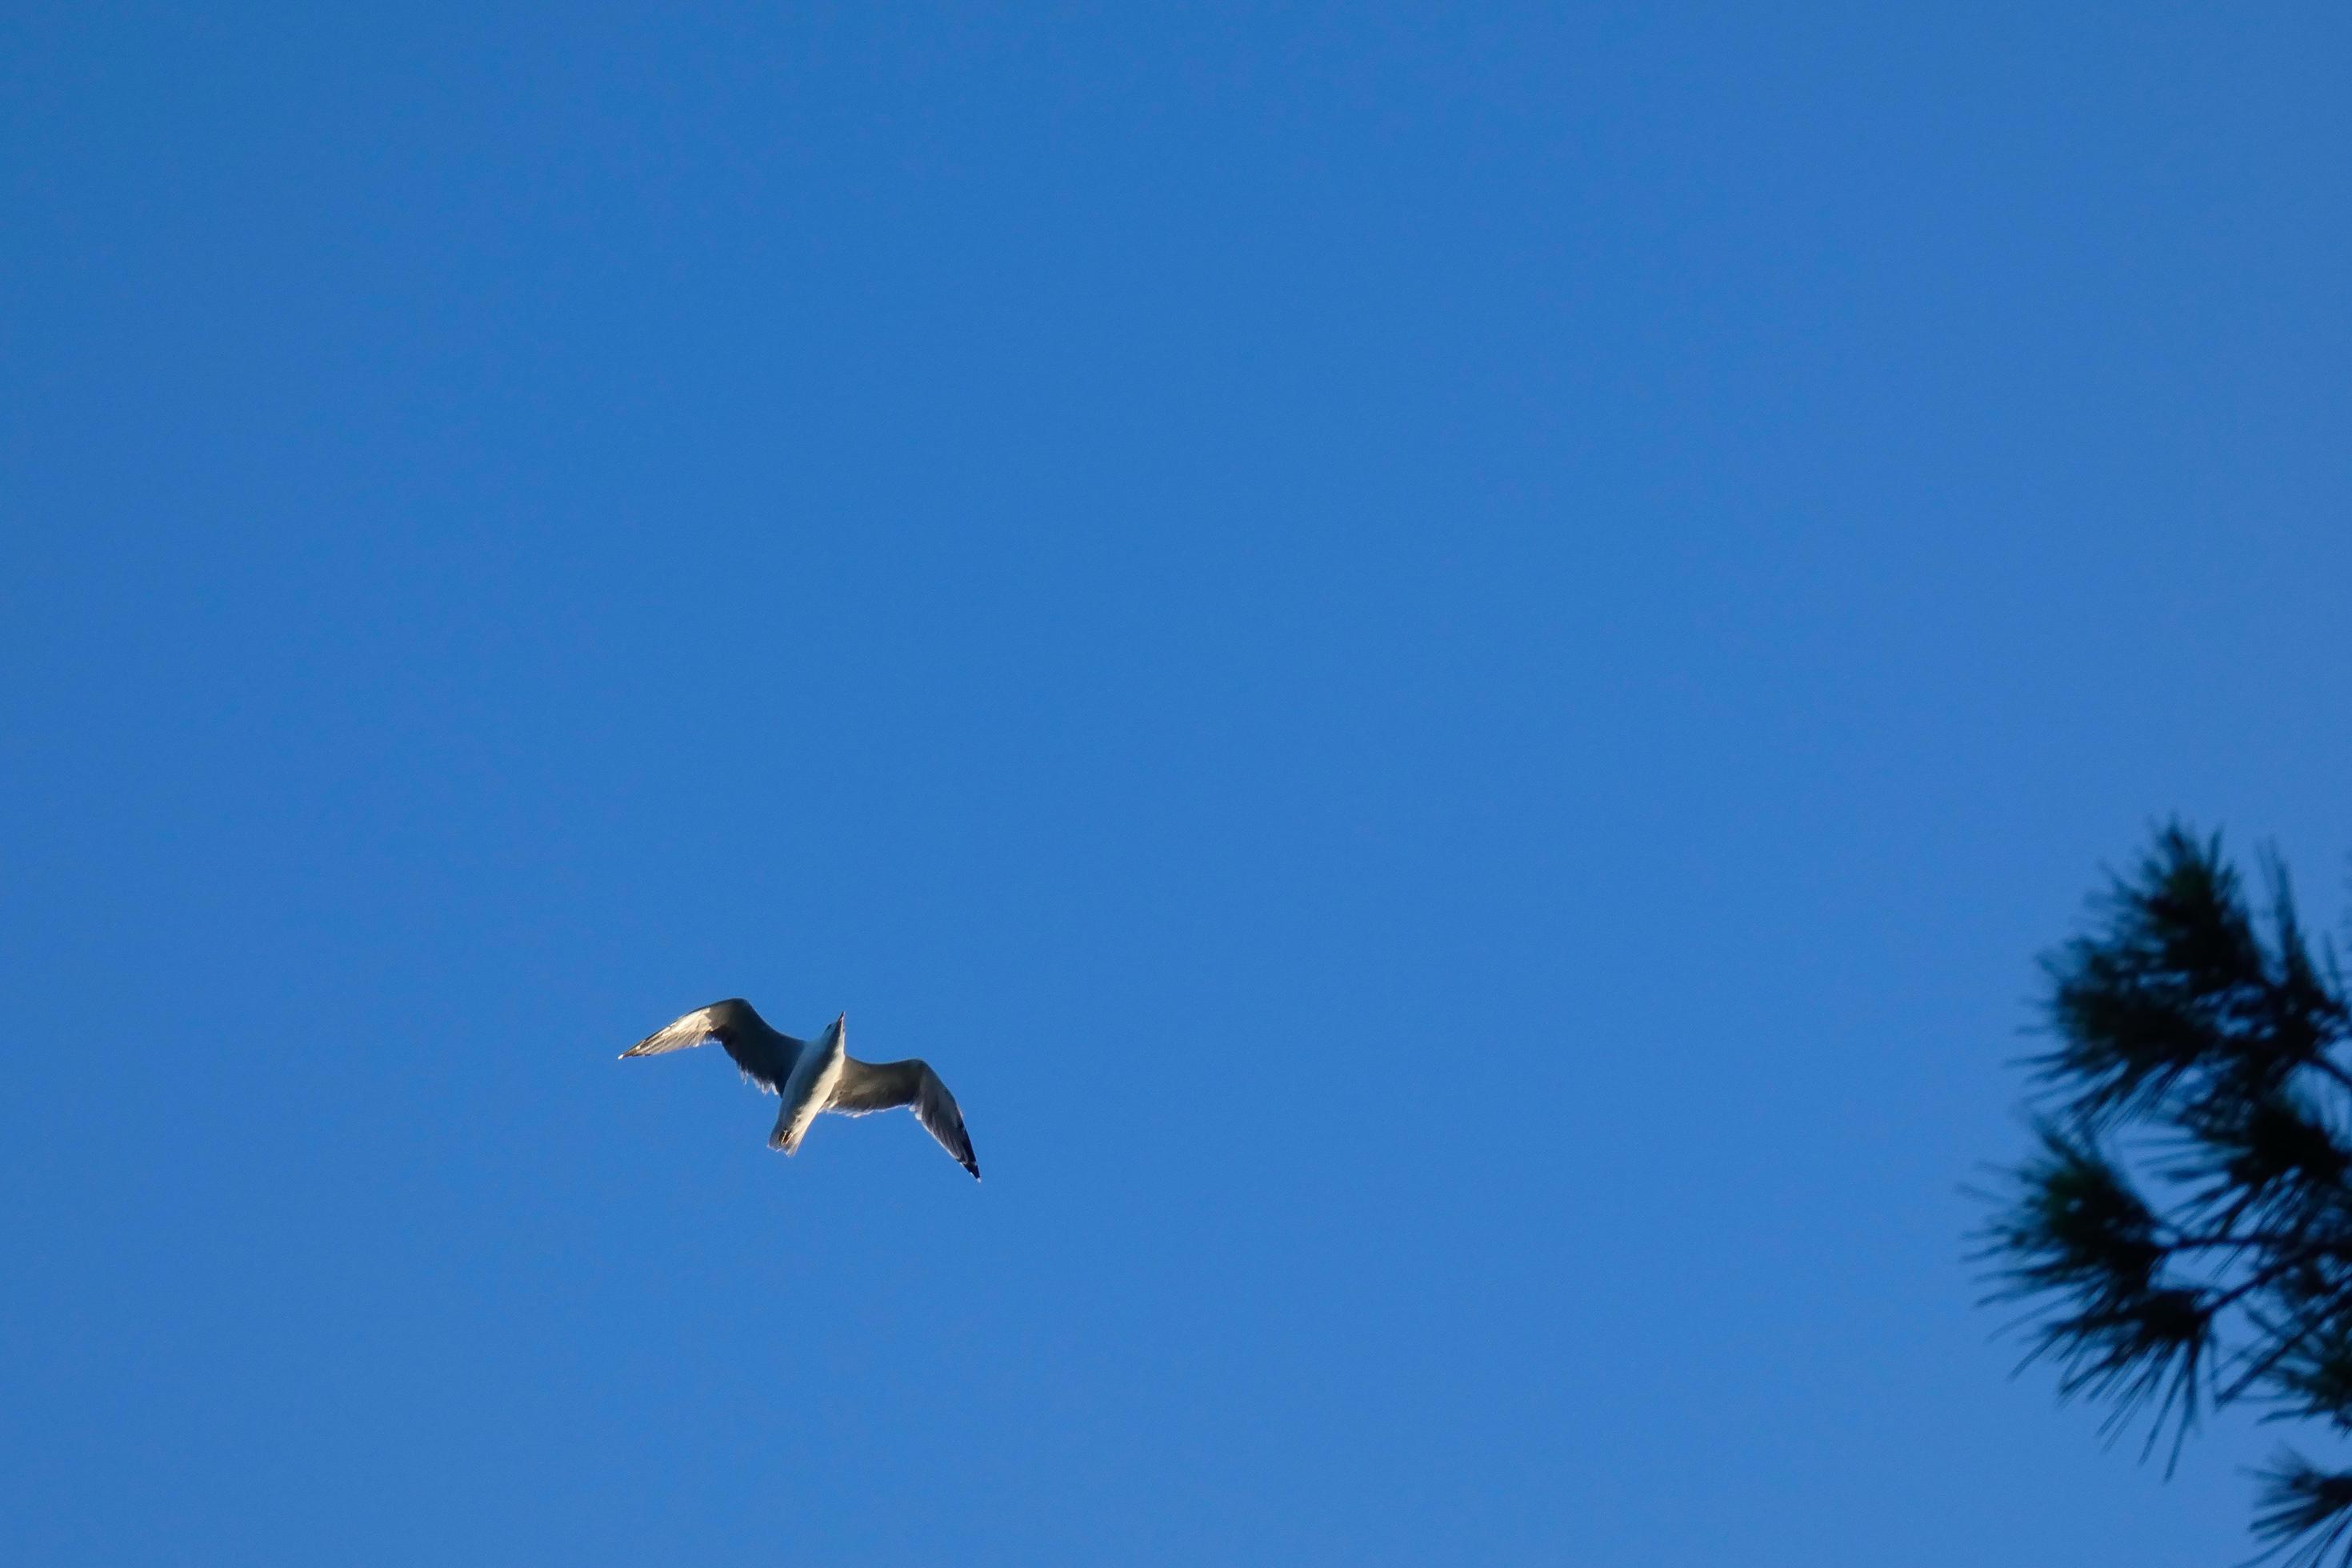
left=828, top=1058, right=981, bottom=1179
left=619, top=998, right=801, bottom=1093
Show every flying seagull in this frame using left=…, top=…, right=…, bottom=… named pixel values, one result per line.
left=620, top=998, right=979, bottom=1179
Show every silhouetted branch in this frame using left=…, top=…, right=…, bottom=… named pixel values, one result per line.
left=1979, top=823, right=2352, bottom=1559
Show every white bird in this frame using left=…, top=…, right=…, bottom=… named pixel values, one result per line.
left=619, top=998, right=980, bottom=1179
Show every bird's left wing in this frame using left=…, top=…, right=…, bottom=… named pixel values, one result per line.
left=828, top=1058, right=981, bottom=1179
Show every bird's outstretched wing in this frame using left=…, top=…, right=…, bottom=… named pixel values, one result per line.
left=827, top=1058, right=981, bottom=1179
left=619, top=998, right=802, bottom=1094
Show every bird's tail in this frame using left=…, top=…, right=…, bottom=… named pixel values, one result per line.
left=769, top=1105, right=805, bottom=1154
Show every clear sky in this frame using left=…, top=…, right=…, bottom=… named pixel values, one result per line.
left=5, top=4, right=2350, bottom=1562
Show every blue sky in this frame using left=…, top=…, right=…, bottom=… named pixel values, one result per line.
left=5, top=3, right=2350, bottom=1562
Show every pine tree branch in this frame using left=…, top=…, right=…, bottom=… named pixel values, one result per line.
left=2164, top=1234, right=2328, bottom=1254
left=1978, top=825, right=2352, bottom=1567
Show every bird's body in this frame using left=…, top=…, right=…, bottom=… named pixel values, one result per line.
left=770, top=1012, right=846, bottom=1156
left=620, top=998, right=980, bottom=1179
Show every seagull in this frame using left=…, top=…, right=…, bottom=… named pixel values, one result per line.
left=620, top=998, right=979, bottom=1180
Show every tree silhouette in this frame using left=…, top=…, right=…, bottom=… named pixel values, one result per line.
left=1978, top=824, right=2352, bottom=1566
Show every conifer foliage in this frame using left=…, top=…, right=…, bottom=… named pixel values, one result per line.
left=1980, top=825, right=2352, bottom=1565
